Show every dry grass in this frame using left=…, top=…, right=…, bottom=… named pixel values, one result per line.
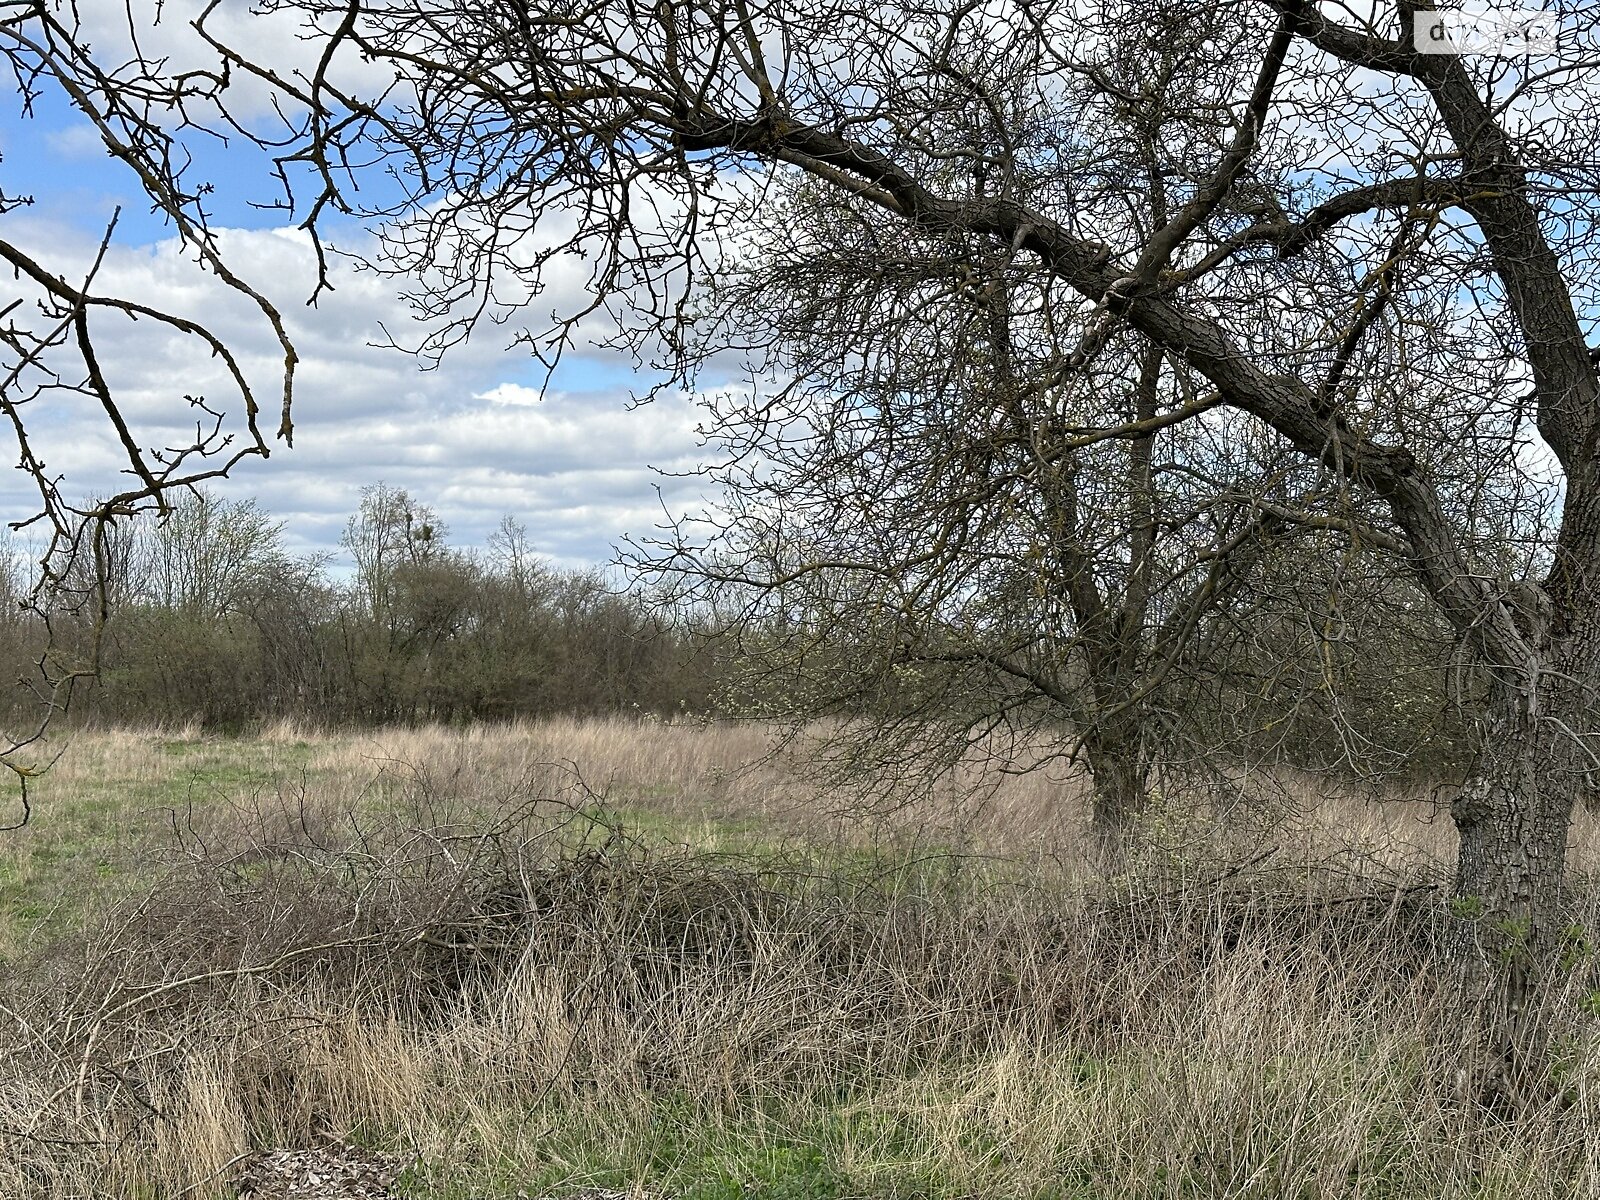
left=5, top=720, right=1600, bottom=1198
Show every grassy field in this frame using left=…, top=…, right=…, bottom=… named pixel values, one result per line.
left=6, top=719, right=1600, bottom=1198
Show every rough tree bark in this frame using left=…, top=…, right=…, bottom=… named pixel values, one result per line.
left=1083, top=720, right=1149, bottom=841
left=1449, top=593, right=1597, bottom=1100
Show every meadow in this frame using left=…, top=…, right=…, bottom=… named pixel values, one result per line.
left=6, top=719, right=1600, bottom=1198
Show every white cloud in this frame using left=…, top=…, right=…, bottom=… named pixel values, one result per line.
left=480, top=384, right=543, bottom=408
left=1, top=3, right=761, bottom=572
left=68, top=1, right=397, bottom=124
left=0, top=212, right=726, bottom=570
left=43, top=124, right=106, bottom=161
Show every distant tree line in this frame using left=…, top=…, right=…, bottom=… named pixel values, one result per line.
left=0, top=485, right=1468, bottom=786
left=0, top=485, right=726, bottom=730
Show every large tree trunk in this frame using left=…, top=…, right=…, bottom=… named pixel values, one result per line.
left=1450, top=662, right=1584, bottom=1107
left=1084, top=726, right=1148, bottom=845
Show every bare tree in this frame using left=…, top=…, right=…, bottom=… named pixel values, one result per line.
left=630, top=122, right=1434, bottom=840
left=342, top=483, right=448, bottom=626
left=130, top=490, right=290, bottom=618
left=0, top=2, right=297, bottom=800
left=173, top=0, right=1600, bottom=1094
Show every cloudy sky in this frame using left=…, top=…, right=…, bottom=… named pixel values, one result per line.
left=0, top=4, right=727, bottom=572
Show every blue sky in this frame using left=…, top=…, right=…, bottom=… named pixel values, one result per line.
left=0, top=10, right=716, bottom=572
left=10, top=2, right=1580, bottom=578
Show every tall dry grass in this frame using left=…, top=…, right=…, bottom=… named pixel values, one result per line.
left=3, top=720, right=1600, bottom=1198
